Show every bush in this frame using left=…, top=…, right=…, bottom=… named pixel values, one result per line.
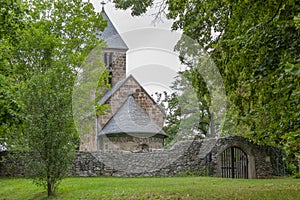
left=286, top=163, right=300, bottom=178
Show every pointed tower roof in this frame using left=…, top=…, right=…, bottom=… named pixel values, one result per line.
left=99, top=8, right=128, bottom=51
left=99, top=95, right=167, bottom=138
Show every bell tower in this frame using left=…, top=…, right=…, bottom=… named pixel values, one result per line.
left=80, top=4, right=129, bottom=151
left=101, top=5, right=128, bottom=87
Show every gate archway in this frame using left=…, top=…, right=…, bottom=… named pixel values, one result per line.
left=221, top=147, right=248, bottom=178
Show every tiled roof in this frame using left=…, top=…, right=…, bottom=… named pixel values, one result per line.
left=97, top=9, right=128, bottom=50
left=99, top=95, right=168, bottom=138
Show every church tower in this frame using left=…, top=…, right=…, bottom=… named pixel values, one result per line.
left=101, top=7, right=128, bottom=87
left=79, top=6, right=167, bottom=152
left=79, top=7, right=128, bottom=151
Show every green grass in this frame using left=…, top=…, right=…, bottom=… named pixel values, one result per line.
left=0, top=177, right=299, bottom=200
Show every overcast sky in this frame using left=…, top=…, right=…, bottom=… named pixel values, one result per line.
left=90, top=0, right=184, bottom=96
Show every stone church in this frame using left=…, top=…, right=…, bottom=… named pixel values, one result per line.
left=79, top=8, right=168, bottom=152
left=0, top=8, right=286, bottom=179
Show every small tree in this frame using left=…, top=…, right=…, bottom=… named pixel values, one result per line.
left=23, top=65, right=77, bottom=196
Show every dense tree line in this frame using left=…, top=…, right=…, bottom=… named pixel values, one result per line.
left=114, top=0, right=300, bottom=167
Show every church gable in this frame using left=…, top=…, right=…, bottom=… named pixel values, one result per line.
left=98, top=75, right=165, bottom=130
left=98, top=95, right=167, bottom=151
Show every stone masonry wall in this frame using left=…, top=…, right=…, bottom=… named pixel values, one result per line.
left=96, top=76, right=165, bottom=151
left=70, top=151, right=104, bottom=176
left=0, top=151, right=28, bottom=177
left=79, top=50, right=126, bottom=151
left=1, top=137, right=285, bottom=178
left=103, top=50, right=126, bottom=87
left=98, top=76, right=165, bottom=131
left=80, top=134, right=97, bottom=152
left=73, top=136, right=286, bottom=178
left=132, top=86, right=165, bottom=128
left=105, top=136, right=164, bottom=151
left=111, top=51, right=126, bottom=87
left=209, top=136, right=285, bottom=178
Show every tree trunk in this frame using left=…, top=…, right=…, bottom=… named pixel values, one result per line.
left=47, top=181, right=53, bottom=197
left=297, top=158, right=300, bottom=175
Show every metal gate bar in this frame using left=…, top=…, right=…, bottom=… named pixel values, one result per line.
left=221, top=147, right=248, bottom=179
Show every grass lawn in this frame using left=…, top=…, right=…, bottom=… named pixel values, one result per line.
left=0, top=177, right=299, bottom=200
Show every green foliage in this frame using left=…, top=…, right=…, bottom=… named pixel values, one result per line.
left=0, top=0, right=27, bottom=140
left=0, top=75, right=24, bottom=135
left=22, top=65, right=77, bottom=195
left=211, top=1, right=300, bottom=162
left=114, top=0, right=300, bottom=162
left=114, top=0, right=153, bottom=16
left=158, top=70, right=211, bottom=146
left=157, top=91, right=180, bottom=145
left=286, top=163, right=300, bottom=178
left=1, top=0, right=107, bottom=196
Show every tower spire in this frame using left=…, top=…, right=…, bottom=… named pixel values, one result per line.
left=100, top=2, right=129, bottom=51
left=101, top=1, right=106, bottom=11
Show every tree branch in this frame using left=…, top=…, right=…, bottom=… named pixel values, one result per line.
left=151, top=0, right=168, bottom=24
left=265, top=0, right=283, bottom=25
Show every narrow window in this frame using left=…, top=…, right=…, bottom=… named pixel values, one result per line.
left=108, top=71, right=113, bottom=85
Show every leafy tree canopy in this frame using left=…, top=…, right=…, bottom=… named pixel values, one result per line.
left=0, top=0, right=27, bottom=139
left=156, top=69, right=211, bottom=147
left=113, top=0, right=300, bottom=162
left=1, top=0, right=108, bottom=196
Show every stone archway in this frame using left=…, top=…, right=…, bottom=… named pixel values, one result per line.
left=215, top=137, right=257, bottom=179
left=221, top=147, right=248, bottom=178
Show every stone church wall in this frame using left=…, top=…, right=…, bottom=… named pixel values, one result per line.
left=98, top=77, right=164, bottom=131
left=96, top=76, right=166, bottom=151
left=103, top=50, right=126, bottom=86
left=80, top=134, right=97, bottom=152
left=101, top=135, right=164, bottom=151
left=133, top=87, right=165, bottom=128
left=79, top=50, right=127, bottom=151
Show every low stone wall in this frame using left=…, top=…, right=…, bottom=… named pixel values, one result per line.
left=69, top=136, right=285, bottom=178
left=0, top=151, right=30, bottom=177
left=70, top=151, right=104, bottom=176
left=1, top=136, right=286, bottom=178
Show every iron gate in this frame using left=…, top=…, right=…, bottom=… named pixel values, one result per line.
left=221, top=147, right=248, bottom=178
